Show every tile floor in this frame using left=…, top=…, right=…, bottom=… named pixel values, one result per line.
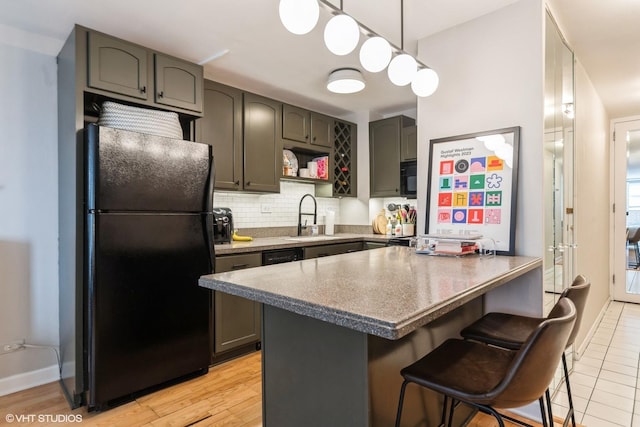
left=550, top=300, right=640, bottom=426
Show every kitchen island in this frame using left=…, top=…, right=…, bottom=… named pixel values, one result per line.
left=199, top=247, right=542, bottom=427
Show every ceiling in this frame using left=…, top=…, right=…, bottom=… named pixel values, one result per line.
left=1, top=0, right=638, bottom=120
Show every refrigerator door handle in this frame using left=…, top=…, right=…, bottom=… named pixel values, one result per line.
left=205, top=146, right=214, bottom=212
left=204, top=213, right=215, bottom=272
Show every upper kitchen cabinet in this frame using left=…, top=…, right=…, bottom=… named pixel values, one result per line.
left=85, top=27, right=203, bottom=116
left=154, top=54, right=203, bottom=112
left=243, top=93, right=282, bottom=193
left=369, top=116, right=415, bottom=197
left=282, top=104, right=333, bottom=149
left=87, top=32, right=148, bottom=100
left=401, top=124, right=417, bottom=161
left=198, top=80, right=243, bottom=190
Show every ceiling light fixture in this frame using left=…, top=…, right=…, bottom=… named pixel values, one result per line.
left=411, top=68, right=439, bottom=97
left=279, top=0, right=439, bottom=97
left=324, top=14, right=360, bottom=56
left=359, top=36, right=392, bottom=73
left=327, top=68, right=366, bottom=94
left=388, top=54, right=417, bottom=86
left=279, top=0, right=320, bottom=35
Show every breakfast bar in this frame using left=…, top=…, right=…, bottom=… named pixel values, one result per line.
left=199, top=246, right=542, bottom=426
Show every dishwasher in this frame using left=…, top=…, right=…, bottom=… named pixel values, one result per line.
left=262, top=247, right=303, bottom=265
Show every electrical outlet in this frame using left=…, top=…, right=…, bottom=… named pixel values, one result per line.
left=1, top=341, right=25, bottom=354
left=261, top=204, right=272, bottom=213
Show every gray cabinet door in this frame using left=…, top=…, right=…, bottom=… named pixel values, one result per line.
left=310, top=112, right=334, bottom=148
left=243, top=93, right=281, bottom=193
left=87, top=32, right=148, bottom=100
left=213, top=253, right=262, bottom=355
left=401, top=125, right=418, bottom=161
left=154, top=53, right=203, bottom=113
left=199, top=81, right=243, bottom=190
left=282, top=104, right=310, bottom=143
left=369, top=117, right=401, bottom=197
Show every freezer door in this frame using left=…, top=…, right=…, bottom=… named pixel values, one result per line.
left=87, top=212, right=212, bottom=408
left=86, top=124, right=213, bottom=212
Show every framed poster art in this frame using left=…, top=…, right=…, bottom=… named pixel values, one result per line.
left=425, top=126, right=520, bottom=255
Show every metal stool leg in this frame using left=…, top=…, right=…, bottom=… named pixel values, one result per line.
left=562, top=352, right=576, bottom=427
left=395, top=380, right=408, bottom=427
left=545, top=389, right=554, bottom=426
left=539, top=396, right=549, bottom=427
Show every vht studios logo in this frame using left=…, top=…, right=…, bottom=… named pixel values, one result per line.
left=5, top=414, right=83, bottom=423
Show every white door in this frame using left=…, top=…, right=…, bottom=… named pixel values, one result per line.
left=613, top=118, right=640, bottom=302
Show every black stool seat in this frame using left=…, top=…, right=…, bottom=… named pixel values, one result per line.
left=395, top=298, right=577, bottom=427
left=401, top=339, right=516, bottom=405
left=461, top=274, right=589, bottom=352
left=459, top=275, right=590, bottom=427
left=460, top=312, right=547, bottom=350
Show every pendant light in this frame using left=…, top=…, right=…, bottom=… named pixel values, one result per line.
left=327, top=68, right=365, bottom=94
left=411, top=68, right=439, bottom=97
left=277, top=0, right=439, bottom=97
left=388, top=54, right=417, bottom=86
left=324, top=13, right=360, bottom=56
left=359, top=36, right=392, bottom=73
left=386, top=1, right=417, bottom=87
left=279, top=0, right=319, bottom=35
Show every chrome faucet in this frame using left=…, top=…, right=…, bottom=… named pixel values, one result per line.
left=297, top=193, right=317, bottom=236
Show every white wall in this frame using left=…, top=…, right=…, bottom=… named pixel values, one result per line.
left=415, top=4, right=545, bottom=418
left=0, top=42, right=60, bottom=394
left=416, top=0, right=545, bottom=257
left=573, top=59, right=611, bottom=352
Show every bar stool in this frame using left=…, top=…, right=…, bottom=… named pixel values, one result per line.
left=628, top=227, right=640, bottom=268
left=395, top=297, right=576, bottom=427
left=460, top=275, right=590, bottom=427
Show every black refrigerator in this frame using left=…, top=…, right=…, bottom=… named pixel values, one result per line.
left=83, top=124, right=213, bottom=409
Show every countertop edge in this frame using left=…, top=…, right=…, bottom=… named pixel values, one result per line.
left=390, top=257, right=542, bottom=338
left=199, top=256, right=542, bottom=340
left=214, top=234, right=392, bottom=255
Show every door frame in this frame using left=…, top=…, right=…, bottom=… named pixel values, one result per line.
left=612, top=116, right=640, bottom=303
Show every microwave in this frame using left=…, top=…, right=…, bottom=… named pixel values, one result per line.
left=400, top=160, right=417, bottom=197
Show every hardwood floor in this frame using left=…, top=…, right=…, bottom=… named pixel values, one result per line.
left=0, top=351, right=578, bottom=427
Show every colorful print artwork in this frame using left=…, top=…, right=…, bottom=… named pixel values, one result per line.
left=427, top=128, right=520, bottom=255
left=434, top=153, right=505, bottom=226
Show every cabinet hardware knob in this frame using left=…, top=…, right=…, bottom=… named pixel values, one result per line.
left=246, top=181, right=251, bottom=186
left=234, top=180, right=240, bottom=186
left=306, top=135, right=309, bottom=139
left=158, top=91, right=164, bottom=98
left=140, top=86, right=146, bottom=93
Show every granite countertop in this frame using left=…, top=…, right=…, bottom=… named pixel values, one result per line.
left=199, top=247, right=541, bottom=340
left=214, top=233, right=391, bottom=255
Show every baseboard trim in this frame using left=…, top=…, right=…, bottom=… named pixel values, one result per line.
left=575, top=297, right=611, bottom=360
left=0, top=365, right=60, bottom=397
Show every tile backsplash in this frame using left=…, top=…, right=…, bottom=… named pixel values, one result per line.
left=214, top=181, right=340, bottom=229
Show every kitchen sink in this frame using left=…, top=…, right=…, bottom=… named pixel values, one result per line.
left=282, top=235, right=343, bottom=242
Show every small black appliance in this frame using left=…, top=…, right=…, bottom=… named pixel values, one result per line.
left=400, top=160, right=417, bottom=197
left=213, top=208, right=233, bottom=244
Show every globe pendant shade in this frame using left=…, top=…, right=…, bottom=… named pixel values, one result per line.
left=411, top=68, right=439, bottom=97
left=387, top=54, right=417, bottom=86
left=279, top=0, right=319, bottom=35
left=359, top=37, right=392, bottom=73
left=324, top=14, right=360, bottom=56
